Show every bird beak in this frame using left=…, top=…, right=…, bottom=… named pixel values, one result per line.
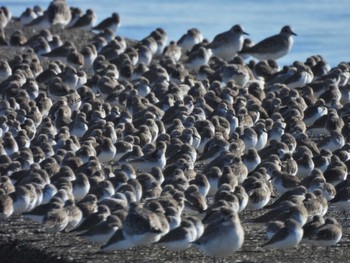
left=243, top=31, right=249, bottom=36
left=292, top=31, right=297, bottom=36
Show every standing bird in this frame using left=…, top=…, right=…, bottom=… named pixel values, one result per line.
left=239, top=25, right=297, bottom=61
left=207, top=24, right=248, bottom=61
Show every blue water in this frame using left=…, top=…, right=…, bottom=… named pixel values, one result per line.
left=3, top=0, right=350, bottom=66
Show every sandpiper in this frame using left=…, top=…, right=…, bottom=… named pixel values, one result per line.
left=177, top=28, right=203, bottom=53
left=263, top=218, right=303, bottom=249
left=306, top=217, right=342, bottom=247
left=42, top=202, right=69, bottom=233
left=186, top=46, right=211, bottom=72
left=47, top=0, right=72, bottom=28
left=78, top=215, right=121, bottom=244
left=66, top=9, right=96, bottom=31
left=19, top=7, right=38, bottom=26
left=127, top=141, right=167, bottom=172
left=0, top=189, right=13, bottom=219
left=92, top=12, right=120, bottom=32
left=122, top=202, right=169, bottom=247
left=23, top=198, right=64, bottom=224
left=194, top=207, right=244, bottom=259
left=64, top=199, right=83, bottom=232
left=156, top=218, right=197, bottom=251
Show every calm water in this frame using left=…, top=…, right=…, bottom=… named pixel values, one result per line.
left=3, top=0, right=350, bottom=66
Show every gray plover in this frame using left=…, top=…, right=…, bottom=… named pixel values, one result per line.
left=207, top=24, right=248, bottom=61
left=239, top=25, right=297, bottom=61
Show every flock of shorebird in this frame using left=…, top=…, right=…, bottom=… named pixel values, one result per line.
left=0, top=0, right=350, bottom=261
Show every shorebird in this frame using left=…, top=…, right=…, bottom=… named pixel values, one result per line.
left=263, top=218, right=303, bottom=249
left=207, top=24, right=248, bottom=61
left=64, top=199, right=83, bottom=232
left=127, top=141, right=167, bottom=172
left=177, top=28, right=203, bottom=53
left=66, top=9, right=96, bottom=31
left=186, top=46, right=212, bottom=72
left=47, top=0, right=72, bottom=28
left=92, top=12, right=120, bottom=32
left=155, top=218, right=197, bottom=251
left=122, top=202, right=169, bottom=247
left=0, top=189, right=13, bottom=219
left=304, top=217, right=342, bottom=247
left=19, top=7, right=38, bottom=26
left=193, top=207, right=244, bottom=259
left=78, top=215, right=121, bottom=244
left=0, top=8, right=8, bottom=29
left=42, top=202, right=69, bottom=233
left=22, top=198, right=64, bottom=224
left=27, top=0, right=71, bottom=29
left=239, top=25, right=297, bottom=61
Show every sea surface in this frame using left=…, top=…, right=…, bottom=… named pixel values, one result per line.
left=3, top=0, right=350, bottom=67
